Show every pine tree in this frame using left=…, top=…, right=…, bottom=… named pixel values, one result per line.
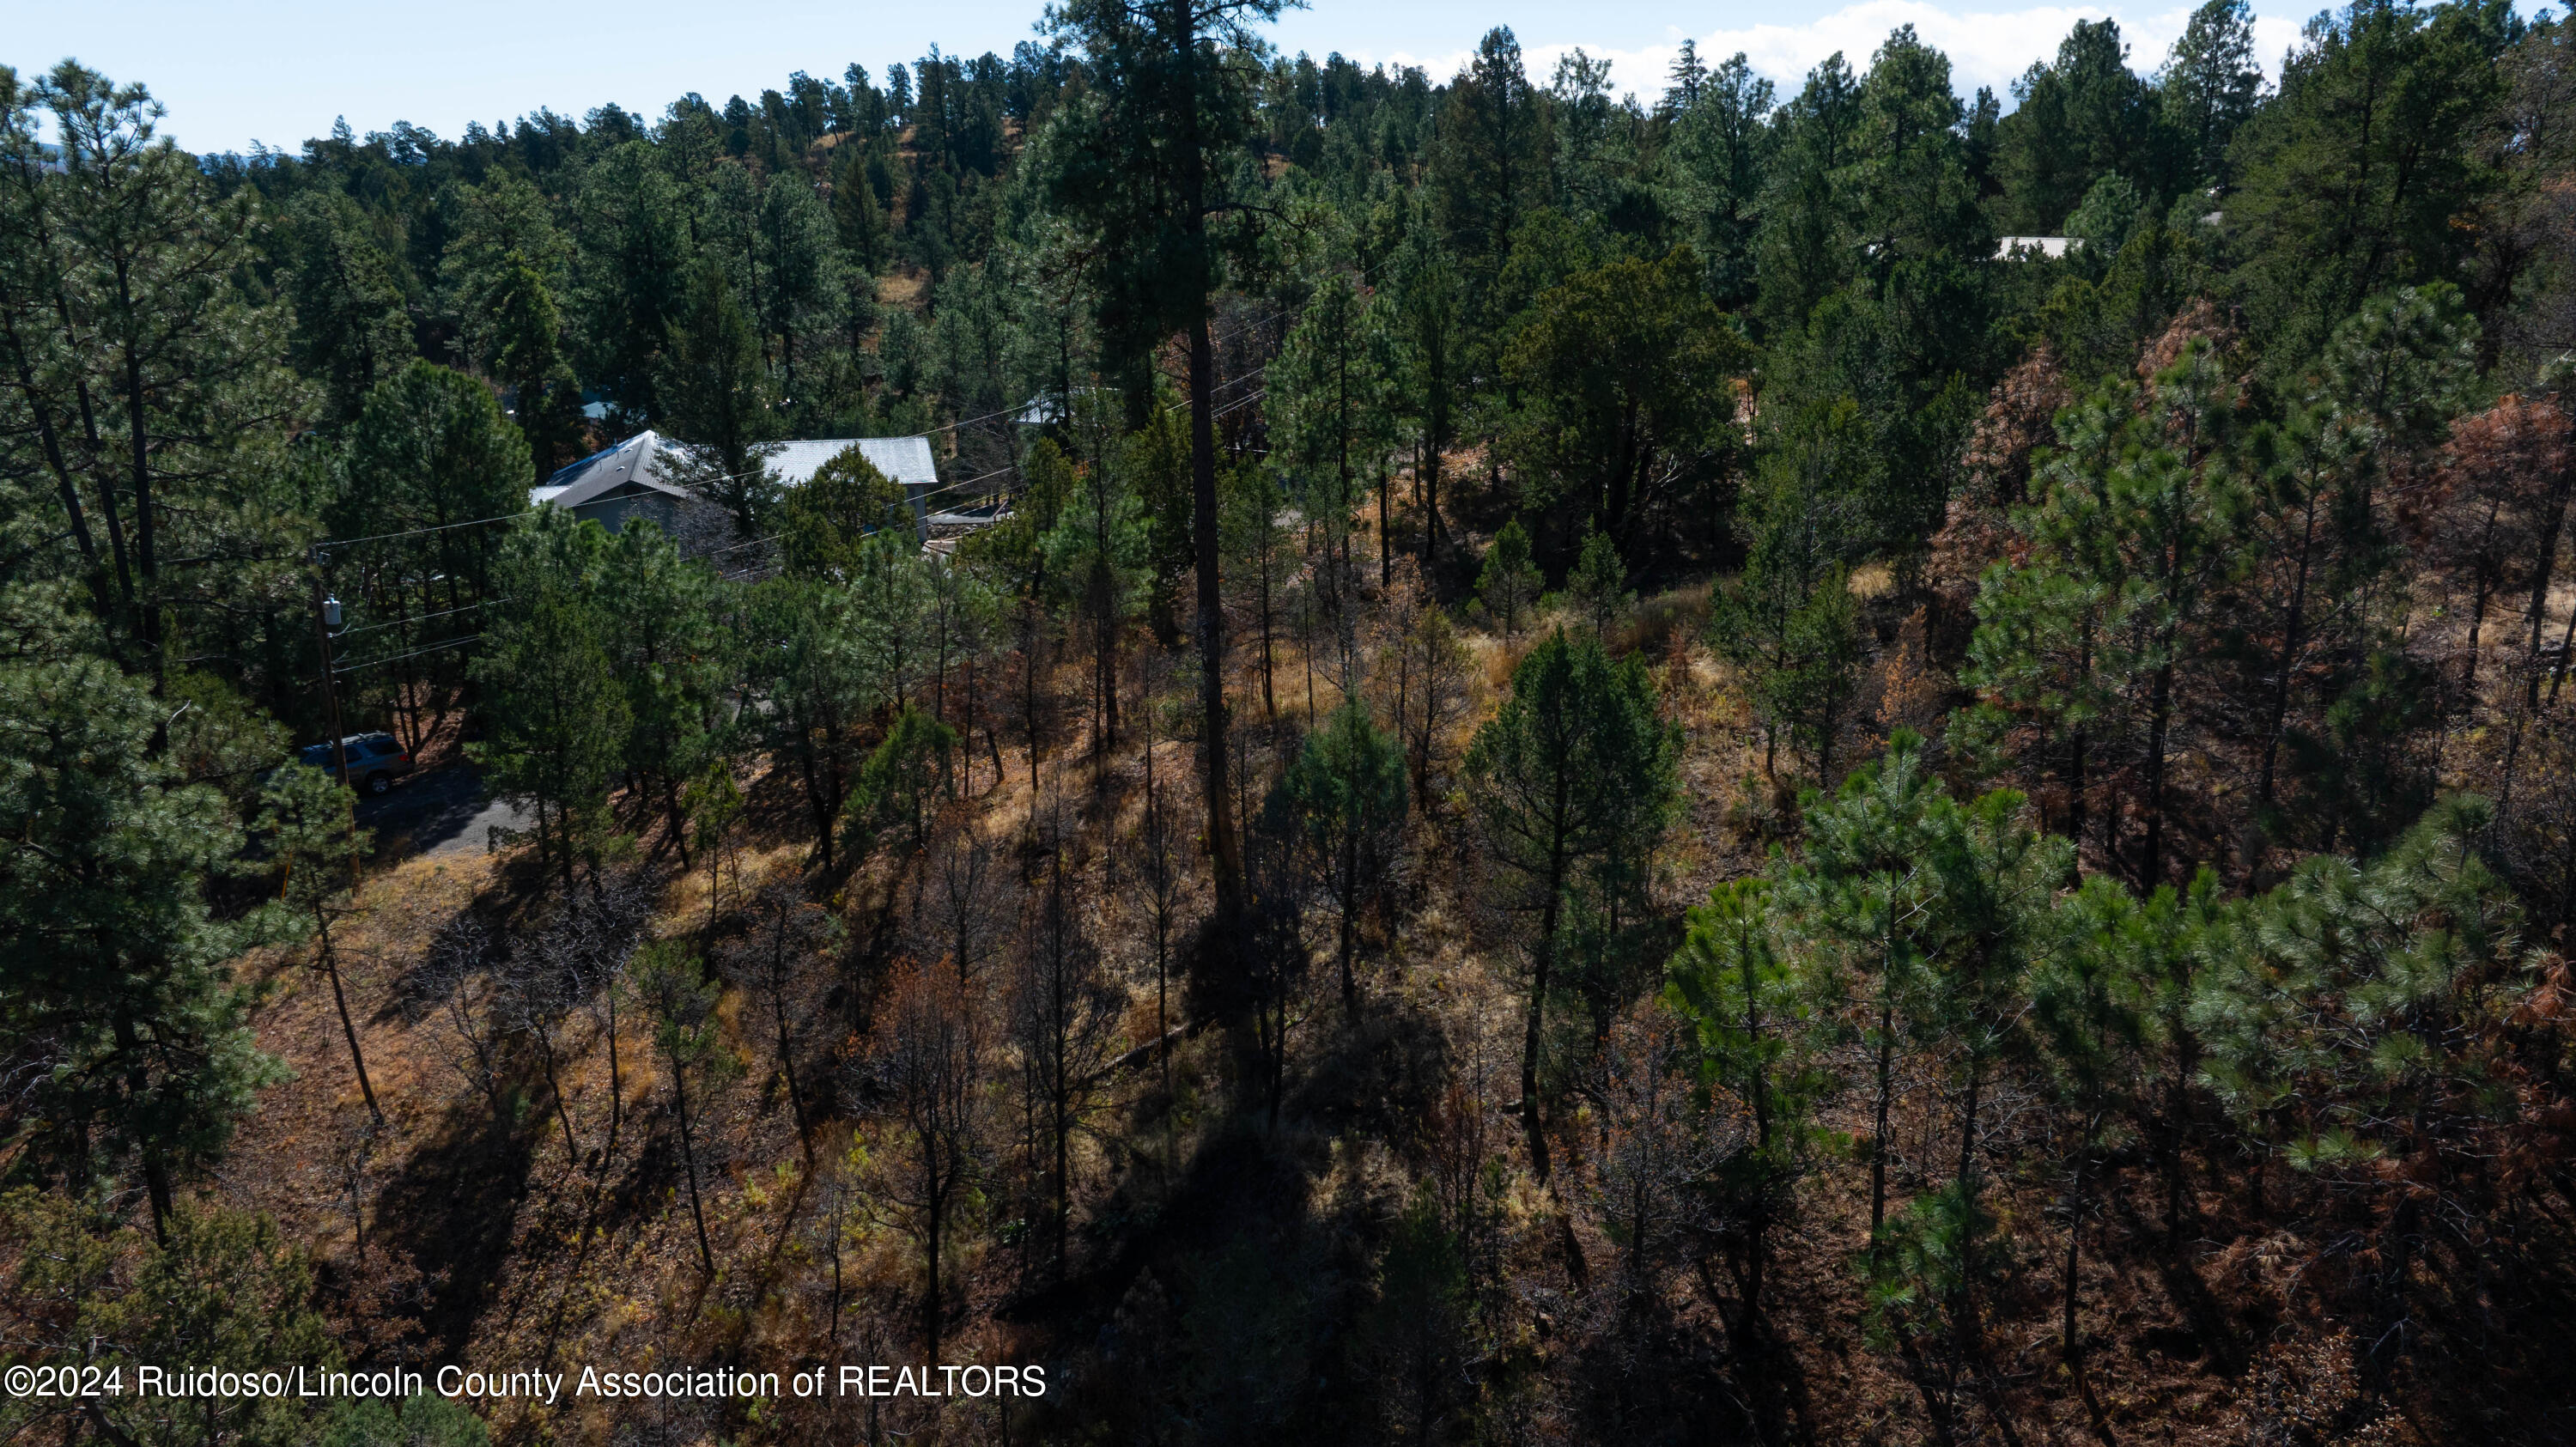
left=1790, top=734, right=2064, bottom=1428
left=441, top=173, right=569, bottom=361
left=1042, top=0, right=1291, bottom=918
left=1565, top=518, right=1635, bottom=636
left=1663, top=879, right=1821, bottom=1342
left=1994, top=19, right=2166, bottom=234
left=1, top=1190, right=340, bottom=1446
left=1669, top=53, right=1777, bottom=308
left=847, top=705, right=958, bottom=860
left=1476, top=519, right=1542, bottom=641
left=0, top=612, right=283, bottom=1237
left=2160, top=0, right=2264, bottom=188
left=283, top=191, right=413, bottom=429
left=2193, top=794, right=2532, bottom=1389
left=1848, top=27, right=1992, bottom=283
left=745, top=578, right=869, bottom=869
left=254, top=763, right=380, bottom=1126
left=1968, top=336, right=2253, bottom=884
left=1274, top=698, right=1407, bottom=1021
left=851, top=526, right=933, bottom=714
left=1391, top=235, right=1466, bottom=566
left=471, top=511, right=630, bottom=887
left=1273, top=271, right=1395, bottom=587
left=2226, top=0, right=2512, bottom=362
left=343, top=360, right=533, bottom=752
left=2029, top=872, right=2161, bottom=1428
left=833, top=143, right=891, bottom=274
left=1716, top=394, right=1877, bottom=781
left=484, top=256, right=587, bottom=477
left=751, top=173, right=845, bottom=411
left=1500, top=249, right=1755, bottom=544
left=1465, top=628, right=1680, bottom=1182
left=571, top=141, right=690, bottom=423
left=1428, top=28, right=1549, bottom=300
left=777, top=444, right=910, bottom=581
left=657, top=261, right=782, bottom=536
left=1042, top=448, right=1149, bottom=763
left=632, top=943, right=738, bottom=1277
left=598, top=520, right=724, bottom=866
left=1754, top=54, right=1863, bottom=336
left=8, top=64, right=309, bottom=679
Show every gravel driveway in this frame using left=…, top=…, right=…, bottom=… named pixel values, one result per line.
left=355, top=763, right=532, bottom=860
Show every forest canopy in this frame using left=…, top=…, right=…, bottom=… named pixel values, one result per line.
left=4, top=2, right=2576, bottom=1444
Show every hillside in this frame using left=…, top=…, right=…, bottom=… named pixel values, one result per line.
left=6, top=4, right=2576, bottom=1445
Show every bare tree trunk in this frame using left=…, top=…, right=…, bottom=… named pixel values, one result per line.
left=924, top=1155, right=945, bottom=1362
left=673, top=1061, right=715, bottom=1276
left=771, top=915, right=811, bottom=1159
left=1870, top=1002, right=1895, bottom=1244
left=1179, top=73, right=1241, bottom=918
left=2142, top=660, right=2174, bottom=886
left=1338, top=828, right=1360, bottom=1024
left=533, top=1025, right=578, bottom=1164
left=1377, top=459, right=1392, bottom=588
left=602, top=987, right=623, bottom=1174
left=317, top=912, right=383, bottom=1127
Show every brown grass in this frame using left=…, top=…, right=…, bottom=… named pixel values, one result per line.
left=201, top=529, right=2450, bottom=1446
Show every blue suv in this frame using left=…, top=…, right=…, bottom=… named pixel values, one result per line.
left=299, top=733, right=415, bottom=796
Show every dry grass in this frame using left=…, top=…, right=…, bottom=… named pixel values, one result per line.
left=875, top=271, right=927, bottom=311
left=200, top=538, right=2458, bottom=1446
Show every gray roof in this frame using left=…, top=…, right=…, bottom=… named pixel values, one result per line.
left=533, top=432, right=941, bottom=513
left=1996, top=236, right=2081, bottom=259
left=531, top=429, right=693, bottom=510
left=769, top=437, right=939, bottom=491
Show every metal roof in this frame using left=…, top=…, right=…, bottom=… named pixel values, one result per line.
left=532, top=432, right=941, bottom=511
left=531, top=429, right=693, bottom=510
left=768, top=436, right=939, bottom=491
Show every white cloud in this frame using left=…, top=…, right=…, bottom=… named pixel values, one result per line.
left=1358, top=0, right=2308, bottom=108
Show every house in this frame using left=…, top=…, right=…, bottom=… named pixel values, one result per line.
left=1012, top=386, right=1107, bottom=426
left=1996, top=236, right=2081, bottom=260
left=532, top=431, right=943, bottom=538
left=768, top=436, right=941, bottom=533
left=530, top=429, right=705, bottom=534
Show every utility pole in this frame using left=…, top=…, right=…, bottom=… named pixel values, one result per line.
left=307, top=544, right=383, bottom=1133
left=308, top=546, right=361, bottom=885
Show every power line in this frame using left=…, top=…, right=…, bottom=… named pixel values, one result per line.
left=331, top=633, right=483, bottom=675
left=927, top=398, right=1035, bottom=436
left=1209, top=363, right=1269, bottom=398
left=922, top=463, right=1016, bottom=503
left=1208, top=387, right=1267, bottom=424
left=699, top=469, right=1007, bottom=565
left=339, top=598, right=505, bottom=635
left=318, top=510, right=537, bottom=550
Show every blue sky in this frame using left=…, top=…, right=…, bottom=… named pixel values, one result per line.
left=15, top=0, right=2335, bottom=155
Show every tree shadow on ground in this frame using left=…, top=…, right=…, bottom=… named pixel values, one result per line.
left=369, top=1099, right=538, bottom=1364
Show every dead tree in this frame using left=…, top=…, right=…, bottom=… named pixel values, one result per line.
left=726, top=883, right=830, bottom=1159
left=863, top=957, right=989, bottom=1361
left=1012, top=857, right=1121, bottom=1278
